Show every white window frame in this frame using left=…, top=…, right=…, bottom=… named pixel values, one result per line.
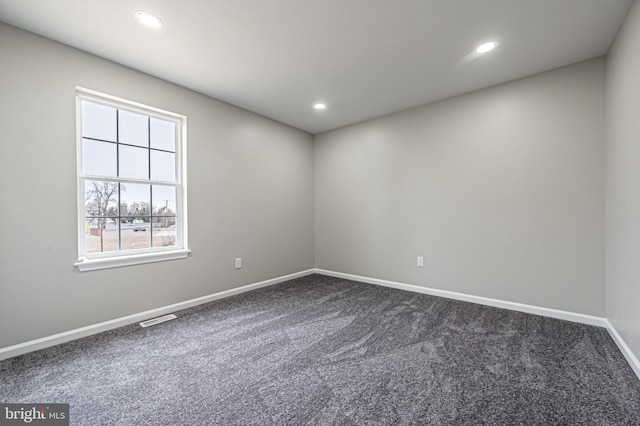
left=75, top=87, right=189, bottom=271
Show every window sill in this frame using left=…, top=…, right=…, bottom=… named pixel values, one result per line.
left=75, top=249, right=191, bottom=272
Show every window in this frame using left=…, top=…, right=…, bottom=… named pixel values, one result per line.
left=75, top=88, right=189, bottom=271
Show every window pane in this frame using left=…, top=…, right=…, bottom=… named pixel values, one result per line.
left=152, top=185, right=176, bottom=216
left=121, top=223, right=151, bottom=251
left=82, top=101, right=117, bottom=142
left=119, top=110, right=149, bottom=147
left=153, top=217, right=177, bottom=248
left=150, top=150, right=175, bottom=182
left=85, top=218, right=119, bottom=254
left=84, top=181, right=119, bottom=217
left=82, top=139, right=117, bottom=177
left=120, top=183, right=150, bottom=218
left=78, top=91, right=185, bottom=262
left=150, top=118, right=175, bottom=152
left=119, top=145, right=149, bottom=179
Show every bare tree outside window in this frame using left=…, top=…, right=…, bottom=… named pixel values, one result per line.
left=85, top=181, right=120, bottom=252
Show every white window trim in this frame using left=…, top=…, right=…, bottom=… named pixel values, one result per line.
left=75, top=249, right=190, bottom=272
left=75, top=87, right=189, bottom=271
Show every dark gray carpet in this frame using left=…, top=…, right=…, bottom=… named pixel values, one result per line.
left=1, top=274, right=639, bottom=425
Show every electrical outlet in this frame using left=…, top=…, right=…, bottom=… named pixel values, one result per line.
left=235, top=258, right=242, bottom=269
left=417, top=256, right=424, bottom=268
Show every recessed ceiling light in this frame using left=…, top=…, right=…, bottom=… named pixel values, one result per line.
left=135, top=10, right=163, bottom=29
left=476, top=41, right=497, bottom=54
left=313, top=103, right=326, bottom=110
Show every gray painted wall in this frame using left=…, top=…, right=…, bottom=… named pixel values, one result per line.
left=3, top=14, right=632, bottom=354
left=315, top=58, right=606, bottom=316
left=0, top=23, right=314, bottom=348
left=606, top=0, right=640, bottom=361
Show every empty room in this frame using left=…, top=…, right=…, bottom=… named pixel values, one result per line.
left=1, top=0, right=640, bottom=424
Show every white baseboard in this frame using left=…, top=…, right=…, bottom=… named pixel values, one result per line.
left=0, top=269, right=315, bottom=361
left=605, top=320, right=640, bottom=380
left=3, top=267, right=639, bottom=382
left=314, top=269, right=640, bottom=381
left=314, top=269, right=608, bottom=327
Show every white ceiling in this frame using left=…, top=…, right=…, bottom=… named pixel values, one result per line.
left=0, top=0, right=632, bottom=134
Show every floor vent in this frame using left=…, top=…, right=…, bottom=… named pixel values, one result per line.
left=139, top=314, right=177, bottom=328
